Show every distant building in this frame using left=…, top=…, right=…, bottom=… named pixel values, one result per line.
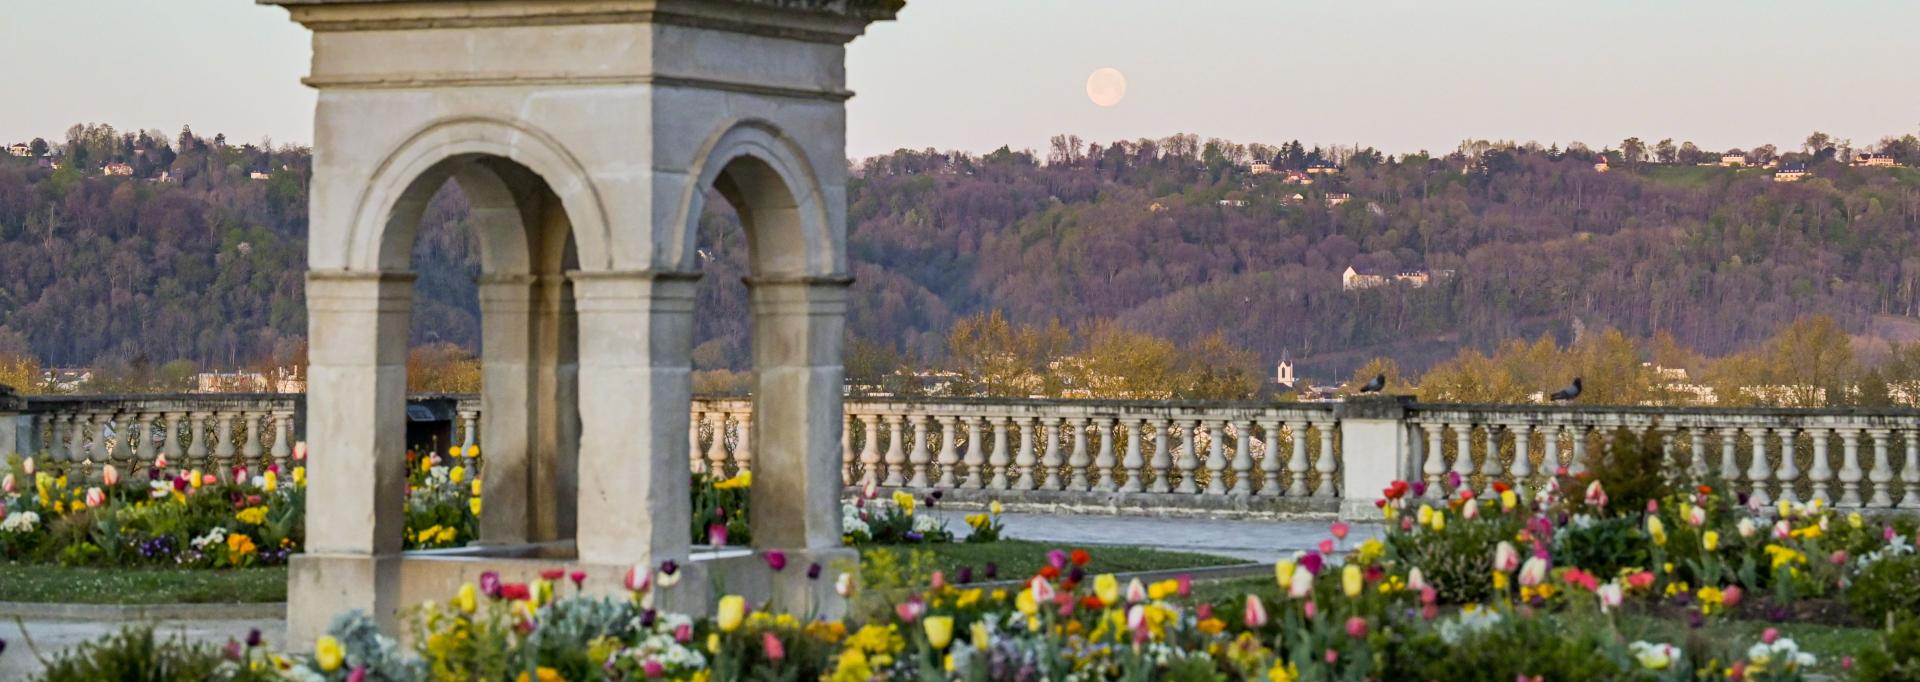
left=1147, top=200, right=1168, bottom=213
left=40, top=368, right=94, bottom=394
left=1249, top=161, right=1272, bottom=175
left=250, top=171, right=272, bottom=180
left=1854, top=153, right=1901, bottom=168
left=1325, top=192, right=1351, bottom=207
left=102, top=162, right=134, bottom=176
left=195, top=367, right=306, bottom=394
left=1306, top=160, right=1340, bottom=175
left=7, top=143, right=29, bottom=157
left=1274, top=360, right=1297, bottom=388
left=1281, top=170, right=1314, bottom=185
left=1217, top=198, right=1248, bottom=208
left=1773, top=162, right=1809, bottom=182
left=1592, top=157, right=1610, bottom=173
left=1343, top=265, right=1434, bottom=291
left=1719, top=154, right=1748, bottom=168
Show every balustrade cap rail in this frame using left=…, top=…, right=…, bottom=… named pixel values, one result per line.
left=1406, top=401, right=1920, bottom=424
left=21, top=393, right=302, bottom=413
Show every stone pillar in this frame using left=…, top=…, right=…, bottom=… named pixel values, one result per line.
left=570, top=270, right=698, bottom=567
left=0, top=385, right=21, bottom=458
left=476, top=275, right=539, bottom=544
left=1336, top=395, right=1412, bottom=518
left=745, top=277, right=849, bottom=550
left=289, top=271, right=415, bottom=641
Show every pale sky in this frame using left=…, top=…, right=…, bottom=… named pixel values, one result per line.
left=3, top=0, right=1917, bottom=159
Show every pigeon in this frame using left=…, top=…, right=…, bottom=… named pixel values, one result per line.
left=1359, top=373, right=1386, bottom=393
left=1549, top=377, right=1583, bottom=402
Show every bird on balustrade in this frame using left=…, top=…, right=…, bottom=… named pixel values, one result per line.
left=1359, top=373, right=1386, bottom=394
left=1550, top=377, right=1583, bottom=402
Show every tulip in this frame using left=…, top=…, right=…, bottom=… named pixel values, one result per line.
left=1686, top=505, right=1706, bottom=527
left=1702, top=530, right=1720, bottom=551
left=1493, top=541, right=1519, bottom=572
left=1762, top=627, right=1779, bottom=644
left=569, top=571, right=586, bottom=589
left=1416, top=505, right=1433, bottom=525
left=1407, top=568, right=1429, bottom=593
left=716, top=595, right=746, bottom=632
left=1, top=474, right=13, bottom=494
left=1330, top=521, right=1350, bottom=540
left=1289, top=564, right=1314, bottom=599
left=1346, top=616, right=1368, bottom=638
left=1302, top=600, right=1318, bottom=620
left=346, top=667, right=367, bottom=682
left=22, top=458, right=33, bottom=476
left=203, top=473, right=218, bottom=487
left=480, top=571, right=503, bottom=598
left=1519, top=556, right=1548, bottom=587
left=923, top=615, right=955, bottom=649
left=972, top=620, right=992, bottom=651
left=314, top=635, right=344, bottom=672
left=1431, top=510, right=1447, bottom=531
left=1275, top=560, right=1296, bottom=589
left=761, top=631, right=786, bottom=661
left=1318, top=539, right=1335, bottom=555
left=1772, top=519, right=1791, bottom=540
left=1584, top=481, right=1608, bottom=508
left=1722, top=585, right=1743, bottom=608
left=455, top=583, right=478, bottom=614
left=1124, top=577, right=1147, bottom=603
left=103, top=465, right=120, bottom=487
left=84, top=487, right=106, bottom=508
left=763, top=550, right=787, bottom=571
left=707, top=523, right=728, bottom=547
left=1647, top=516, right=1667, bottom=545
left=1093, top=574, right=1119, bottom=605
left=1341, top=564, right=1363, bottom=598
left=1499, top=489, right=1517, bottom=512
left=1463, top=500, right=1480, bottom=520
left=1596, top=582, right=1624, bottom=612
left=835, top=572, right=855, bottom=597
left=1300, top=552, right=1324, bottom=575
left=624, top=565, right=651, bottom=592
left=1030, top=577, right=1055, bottom=603
left=1737, top=517, right=1758, bottom=539
left=1176, top=575, right=1192, bottom=597
left=1243, top=595, right=1269, bottom=628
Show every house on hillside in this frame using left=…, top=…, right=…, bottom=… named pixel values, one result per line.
left=7, top=143, right=29, bottom=157
left=1249, top=160, right=1272, bottom=175
left=1326, top=192, right=1351, bottom=207
left=1773, top=162, right=1809, bottom=182
left=1593, top=156, right=1610, bottom=173
left=1306, top=160, right=1340, bottom=175
left=1853, top=153, right=1901, bottom=168
left=1281, top=170, right=1314, bottom=185
left=250, top=171, right=272, bottom=180
left=1217, top=198, right=1248, bottom=208
left=102, top=162, right=133, bottom=176
left=40, top=368, right=94, bottom=393
left=1343, top=265, right=1435, bottom=290
left=1719, top=153, right=1748, bottom=167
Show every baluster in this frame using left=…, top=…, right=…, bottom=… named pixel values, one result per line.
left=1774, top=428, right=1801, bottom=505
left=270, top=411, right=293, bottom=472
left=1420, top=422, right=1445, bottom=498
left=213, top=412, right=237, bottom=478
left=1479, top=424, right=1503, bottom=495
left=1014, top=417, right=1037, bottom=490
left=48, top=414, right=70, bottom=466
left=242, top=412, right=266, bottom=473
left=1686, top=428, right=1707, bottom=479
left=1203, top=420, right=1228, bottom=495
left=1094, top=417, right=1118, bottom=492
left=1569, top=425, right=1590, bottom=476
left=1838, top=428, right=1864, bottom=507
left=109, top=413, right=135, bottom=470
left=1510, top=423, right=1533, bottom=497
left=966, top=416, right=991, bottom=489
left=1123, top=418, right=1148, bottom=493
left=1287, top=420, right=1311, bottom=496
left=1230, top=419, right=1254, bottom=494
left=1868, top=428, right=1894, bottom=508
left=28, top=414, right=49, bottom=461
left=936, top=416, right=961, bottom=488
left=1718, top=428, right=1740, bottom=485
left=1257, top=418, right=1283, bottom=496
left=906, top=413, right=931, bottom=488
left=732, top=412, right=753, bottom=476
left=1450, top=423, right=1473, bottom=494
left=163, top=412, right=186, bottom=470
left=1315, top=419, right=1337, bottom=498
left=989, top=417, right=1011, bottom=491
left=706, top=411, right=730, bottom=478
left=70, top=413, right=91, bottom=472
left=839, top=414, right=853, bottom=482
left=857, top=414, right=882, bottom=488
left=134, top=412, right=158, bottom=467
left=1175, top=420, right=1199, bottom=494
left=1809, top=428, right=1834, bottom=505
left=1040, top=417, right=1064, bottom=491
left=1149, top=418, right=1173, bottom=494
left=882, top=415, right=907, bottom=487
left=1542, top=425, right=1562, bottom=478
left=459, top=409, right=479, bottom=457
left=80, top=413, right=101, bottom=479
left=1067, top=417, right=1090, bottom=491
left=1745, top=427, right=1773, bottom=507
left=1899, top=429, right=1920, bottom=509
left=691, top=409, right=708, bottom=475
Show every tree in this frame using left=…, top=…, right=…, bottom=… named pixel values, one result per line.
left=1619, top=137, right=1647, bottom=167
left=1349, top=357, right=1406, bottom=394
left=1804, top=131, right=1833, bottom=156
left=1654, top=138, right=1677, bottom=164
left=27, top=138, right=47, bottom=158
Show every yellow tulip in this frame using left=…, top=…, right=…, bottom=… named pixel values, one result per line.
left=1275, top=560, right=1296, bottom=589
left=263, top=471, right=278, bottom=492
left=1702, top=531, right=1720, bottom=552
left=469, top=498, right=483, bottom=516
left=471, top=479, right=483, bottom=496
left=465, top=444, right=480, bottom=458
left=990, top=500, right=1003, bottom=515
left=971, top=621, right=990, bottom=651
left=1430, top=510, right=1447, bottom=531
left=1416, top=505, right=1433, bottom=525
left=292, top=466, right=306, bottom=486
left=189, top=469, right=204, bottom=489
left=455, top=583, right=477, bottom=614
left=1847, top=512, right=1863, bottom=529
left=450, top=466, right=465, bottom=484
left=448, top=446, right=461, bottom=459
left=717, top=595, right=746, bottom=632
left=1342, top=564, right=1363, bottom=598
left=314, top=635, right=344, bottom=672
left=1647, top=516, right=1667, bottom=546
left=923, top=615, right=955, bottom=649
left=1093, top=574, right=1119, bottom=605
left=1499, top=489, right=1517, bottom=511
left=1015, top=588, right=1037, bottom=616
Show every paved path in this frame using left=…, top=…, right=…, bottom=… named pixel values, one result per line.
left=0, top=513, right=1377, bottom=677
left=932, top=510, right=1382, bottom=564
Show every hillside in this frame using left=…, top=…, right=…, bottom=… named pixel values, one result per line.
left=4, top=125, right=1920, bottom=385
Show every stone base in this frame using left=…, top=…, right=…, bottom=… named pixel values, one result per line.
left=288, top=544, right=858, bottom=647
left=886, top=487, right=1340, bottom=520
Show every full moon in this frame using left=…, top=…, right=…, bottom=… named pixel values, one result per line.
left=1086, top=67, right=1127, bottom=107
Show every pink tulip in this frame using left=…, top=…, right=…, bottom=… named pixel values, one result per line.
left=84, top=487, right=106, bottom=508
left=1686, top=506, right=1706, bottom=527
left=1830, top=550, right=1849, bottom=566
left=1029, top=577, right=1055, bottom=603
left=1646, top=499, right=1659, bottom=514
left=707, top=523, right=728, bottom=546
left=203, top=473, right=219, bottom=486
left=1346, top=616, right=1368, bottom=638
left=1243, top=595, right=1268, bottom=627
left=1420, top=586, right=1437, bottom=605
left=1421, top=604, right=1438, bottom=621
left=673, top=623, right=692, bottom=644
left=1302, top=600, right=1318, bottom=620
left=763, top=550, right=788, bottom=571
left=154, top=454, right=170, bottom=470
left=293, top=442, right=307, bottom=461
left=1196, top=603, right=1212, bottom=620
left=1318, top=539, right=1335, bottom=555
left=347, top=667, right=368, bottom=682
left=1325, top=649, right=1339, bottom=664
left=896, top=597, right=926, bottom=623
left=1493, top=541, right=1520, bottom=572
left=624, top=565, right=651, bottom=592
left=1330, top=521, right=1351, bottom=540
left=1, top=474, right=13, bottom=494
left=642, top=659, right=665, bottom=678
left=1842, top=656, right=1854, bottom=670
left=1176, top=575, right=1192, bottom=597
left=1047, top=549, right=1068, bottom=569
left=1762, top=627, right=1779, bottom=644
left=102, top=465, right=120, bottom=487
left=762, top=632, right=785, bottom=661
left=1722, top=585, right=1743, bottom=608
left=1773, top=520, right=1792, bottom=540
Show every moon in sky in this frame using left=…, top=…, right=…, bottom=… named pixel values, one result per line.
left=1085, top=67, right=1127, bottom=107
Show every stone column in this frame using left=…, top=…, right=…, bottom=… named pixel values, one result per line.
left=1774, top=428, right=1801, bottom=505
left=570, top=270, right=698, bottom=567
left=1067, top=417, right=1091, bottom=491
left=1838, top=428, right=1864, bottom=507
left=745, top=276, right=848, bottom=551
left=290, top=272, right=415, bottom=638
left=476, top=275, right=539, bottom=544
left=935, top=416, right=960, bottom=488
left=1419, top=422, right=1445, bottom=499
left=0, top=385, right=21, bottom=459
left=1336, top=396, right=1411, bottom=518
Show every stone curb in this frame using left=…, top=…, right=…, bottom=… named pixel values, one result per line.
left=966, top=562, right=1269, bottom=591
left=0, top=601, right=286, bottom=621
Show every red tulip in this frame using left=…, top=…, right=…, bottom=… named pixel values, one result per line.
left=762, top=632, right=785, bottom=661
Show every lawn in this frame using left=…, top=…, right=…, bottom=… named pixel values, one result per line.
left=0, top=541, right=1236, bottom=605
left=0, top=564, right=288, bottom=604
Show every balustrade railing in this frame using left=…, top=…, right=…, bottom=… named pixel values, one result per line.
left=1406, top=404, right=1920, bottom=510
left=14, top=395, right=301, bottom=481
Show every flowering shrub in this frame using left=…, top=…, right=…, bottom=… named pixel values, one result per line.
left=405, top=446, right=482, bottom=549
left=844, top=487, right=955, bottom=545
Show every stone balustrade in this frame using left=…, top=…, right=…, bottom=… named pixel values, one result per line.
left=11, top=392, right=1920, bottom=518
left=10, top=394, right=301, bottom=481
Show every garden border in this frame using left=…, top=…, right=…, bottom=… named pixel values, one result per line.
left=0, top=601, right=285, bottom=621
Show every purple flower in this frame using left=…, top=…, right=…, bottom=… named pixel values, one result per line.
left=246, top=628, right=262, bottom=647
left=660, top=560, right=679, bottom=576
left=1446, top=471, right=1462, bottom=489
left=983, top=562, right=999, bottom=579
left=1300, top=553, right=1325, bottom=575
left=806, top=563, right=823, bottom=580
left=1047, top=549, right=1068, bottom=569
left=956, top=566, right=974, bottom=584
left=1068, top=567, right=1085, bottom=584
left=479, top=571, right=503, bottom=598
left=640, top=609, right=657, bottom=627
left=905, top=531, right=924, bottom=542
left=1687, top=610, right=1705, bottom=629
left=930, top=490, right=945, bottom=500
left=1410, top=481, right=1428, bottom=497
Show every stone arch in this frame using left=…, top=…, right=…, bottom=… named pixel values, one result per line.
left=673, top=119, right=842, bottom=279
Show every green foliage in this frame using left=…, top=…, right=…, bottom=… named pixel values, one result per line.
left=1586, top=428, right=1676, bottom=513
left=1554, top=515, right=1652, bottom=579
left=1386, top=508, right=1518, bottom=603
left=30, top=625, right=266, bottom=682
left=1856, top=615, right=1920, bottom=682
left=1382, top=614, right=1632, bottom=681
left=1847, top=553, right=1920, bottom=625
